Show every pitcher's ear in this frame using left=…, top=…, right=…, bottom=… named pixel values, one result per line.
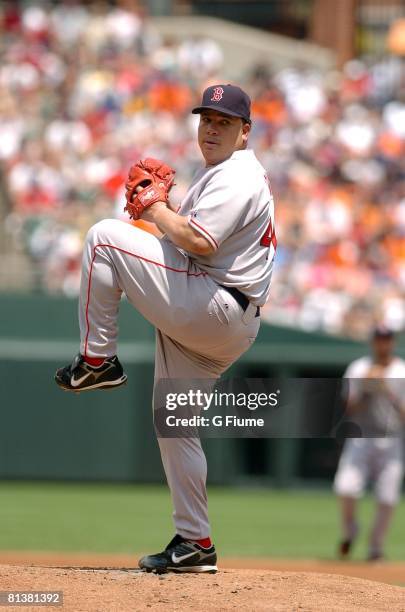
left=242, top=119, right=251, bottom=141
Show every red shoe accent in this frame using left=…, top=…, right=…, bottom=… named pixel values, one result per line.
left=84, top=356, right=105, bottom=367
left=193, top=537, right=212, bottom=549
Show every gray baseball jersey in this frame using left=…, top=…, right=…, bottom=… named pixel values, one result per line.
left=176, top=149, right=276, bottom=306
left=344, top=356, right=405, bottom=436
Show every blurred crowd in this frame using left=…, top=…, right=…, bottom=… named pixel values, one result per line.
left=0, top=1, right=404, bottom=339
left=250, top=58, right=405, bottom=338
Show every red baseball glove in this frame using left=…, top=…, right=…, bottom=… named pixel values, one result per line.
left=124, top=158, right=176, bottom=221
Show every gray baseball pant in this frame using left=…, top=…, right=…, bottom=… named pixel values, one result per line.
left=78, top=219, right=260, bottom=539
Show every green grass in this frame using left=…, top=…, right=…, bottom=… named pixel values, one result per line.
left=0, top=482, right=404, bottom=560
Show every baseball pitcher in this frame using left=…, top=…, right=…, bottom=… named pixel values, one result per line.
left=55, top=84, right=276, bottom=573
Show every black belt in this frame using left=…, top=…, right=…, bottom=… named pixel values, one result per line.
left=220, top=286, right=260, bottom=317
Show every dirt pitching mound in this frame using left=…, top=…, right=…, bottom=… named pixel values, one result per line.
left=1, top=564, right=405, bottom=612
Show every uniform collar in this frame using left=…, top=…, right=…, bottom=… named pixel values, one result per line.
left=205, top=148, right=254, bottom=168
left=229, top=148, right=254, bottom=160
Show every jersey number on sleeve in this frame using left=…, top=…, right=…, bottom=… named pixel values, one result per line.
left=260, top=219, right=277, bottom=249
left=261, top=175, right=277, bottom=250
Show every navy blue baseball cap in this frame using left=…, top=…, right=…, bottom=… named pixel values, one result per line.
left=373, top=324, right=395, bottom=339
left=192, top=84, right=251, bottom=123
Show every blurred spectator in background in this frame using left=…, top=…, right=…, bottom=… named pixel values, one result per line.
left=334, top=325, right=405, bottom=561
left=0, top=1, right=404, bottom=340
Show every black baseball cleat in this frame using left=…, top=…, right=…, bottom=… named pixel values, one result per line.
left=339, top=534, right=359, bottom=559
left=139, top=534, right=218, bottom=574
left=55, top=353, right=127, bottom=392
left=339, top=538, right=353, bottom=558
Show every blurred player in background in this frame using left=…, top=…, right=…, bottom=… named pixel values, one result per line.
left=334, top=326, right=405, bottom=561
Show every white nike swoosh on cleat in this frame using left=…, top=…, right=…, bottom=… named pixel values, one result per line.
left=171, top=551, right=199, bottom=564
left=71, top=372, right=93, bottom=388
left=71, top=364, right=114, bottom=388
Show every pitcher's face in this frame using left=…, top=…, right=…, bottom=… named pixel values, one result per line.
left=198, top=110, right=250, bottom=166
